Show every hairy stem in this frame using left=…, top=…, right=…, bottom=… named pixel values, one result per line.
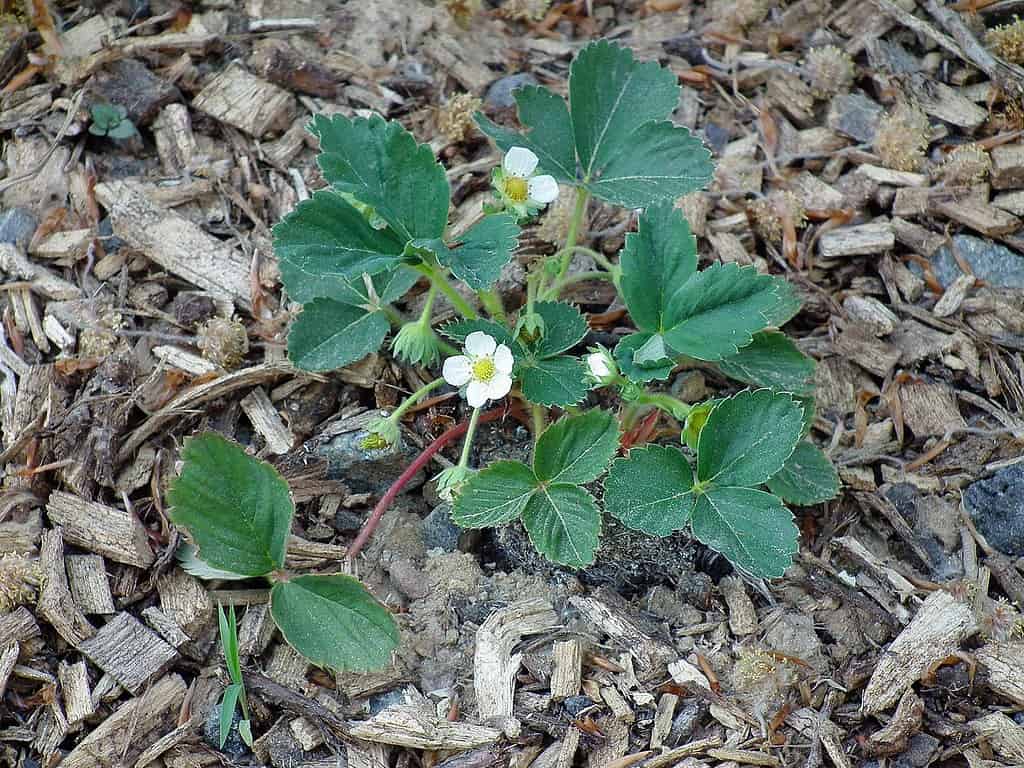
left=635, top=392, right=691, bottom=420
left=418, top=264, right=478, bottom=320
left=347, top=405, right=507, bottom=563
left=549, top=189, right=589, bottom=292
left=389, top=378, right=445, bottom=423
left=478, top=289, right=507, bottom=322
left=531, top=403, right=546, bottom=445
left=457, top=406, right=483, bottom=469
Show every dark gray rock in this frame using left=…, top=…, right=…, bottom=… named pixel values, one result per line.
left=827, top=92, right=884, bottom=143
left=930, top=234, right=1024, bottom=289
left=422, top=503, right=462, bottom=552
left=202, top=703, right=248, bottom=759
left=318, top=430, right=424, bottom=496
left=485, top=73, right=538, bottom=109
left=97, top=216, right=126, bottom=254
left=964, top=465, right=1024, bottom=556
left=90, top=59, right=181, bottom=126
left=368, top=688, right=406, bottom=715
left=333, top=508, right=363, bottom=534
left=0, top=208, right=37, bottom=249
left=894, top=733, right=940, bottom=768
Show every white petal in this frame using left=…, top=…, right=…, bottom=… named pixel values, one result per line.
left=442, top=356, right=473, bottom=386
left=485, top=373, right=513, bottom=401
left=587, top=353, right=610, bottom=378
left=493, top=344, right=514, bottom=374
left=503, top=147, right=538, bottom=178
left=464, top=331, right=496, bottom=357
left=466, top=380, right=490, bottom=408
left=528, top=175, right=559, bottom=204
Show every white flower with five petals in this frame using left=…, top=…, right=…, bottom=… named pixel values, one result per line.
left=494, top=147, right=559, bottom=219
left=442, top=331, right=514, bottom=408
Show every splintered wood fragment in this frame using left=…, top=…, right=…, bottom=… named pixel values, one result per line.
left=910, top=75, right=988, bottom=130
left=156, top=569, right=213, bottom=641
left=152, top=345, right=217, bottom=375
left=898, top=380, right=967, bottom=437
left=31, top=229, right=92, bottom=261
left=549, top=639, right=583, bottom=701
left=650, top=693, right=678, bottom=749
left=241, top=387, right=295, bottom=454
left=993, top=190, right=1024, bottom=216
left=867, top=689, right=924, bottom=754
left=238, top=603, right=276, bottom=659
left=65, top=554, right=115, bottom=615
left=192, top=63, right=295, bottom=138
left=787, top=708, right=852, bottom=768
left=642, top=737, right=723, bottom=767
left=707, top=748, right=781, bottom=767
left=720, top=576, right=757, bottom=636
left=890, top=217, right=946, bottom=257
left=142, top=606, right=190, bottom=650
left=58, top=660, right=95, bottom=726
left=263, top=116, right=312, bottom=169
left=475, top=598, right=558, bottom=733
left=0, top=641, right=17, bottom=697
left=61, top=673, right=186, bottom=768
left=290, top=716, right=324, bottom=751
left=569, top=595, right=675, bottom=675
left=46, top=491, right=154, bottom=568
left=834, top=535, right=916, bottom=606
left=600, top=685, right=635, bottom=723
left=855, top=164, right=928, bottom=187
left=931, top=197, right=1021, bottom=237
left=843, top=296, right=898, bottom=336
left=861, top=590, right=975, bottom=714
left=0, top=244, right=82, bottom=299
left=38, top=528, right=96, bottom=647
left=991, top=144, right=1024, bottom=190
left=790, top=171, right=845, bottom=211
left=0, top=607, right=41, bottom=659
left=42, top=313, right=74, bottom=351
left=152, top=104, right=198, bottom=174
left=346, top=741, right=390, bottom=768
left=285, top=535, right=347, bottom=569
left=976, top=641, right=1024, bottom=706
left=818, top=221, right=895, bottom=258
left=267, top=642, right=309, bottom=692
left=94, top=180, right=251, bottom=311
left=972, top=712, right=1024, bottom=763
left=79, top=612, right=179, bottom=695
left=586, top=717, right=630, bottom=767
left=346, top=703, right=502, bottom=750
left=933, top=274, right=975, bottom=317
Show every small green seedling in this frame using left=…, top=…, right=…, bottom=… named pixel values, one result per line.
left=268, top=39, right=839, bottom=580
left=88, top=103, right=136, bottom=139
left=217, top=604, right=253, bottom=749
left=168, top=434, right=399, bottom=671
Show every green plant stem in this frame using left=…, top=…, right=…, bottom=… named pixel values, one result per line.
left=382, top=305, right=405, bottom=327
left=478, top=289, right=507, bottom=322
left=418, top=263, right=478, bottom=320
left=548, top=189, right=589, bottom=294
left=418, top=283, right=438, bottom=325
left=458, top=406, right=483, bottom=469
left=531, top=403, right=546, bottom=445
left=389, top=378, right=445, bottom=423
left=636, top=392, right=691, bottom=419
left=556, top=270, right=614, bottom=290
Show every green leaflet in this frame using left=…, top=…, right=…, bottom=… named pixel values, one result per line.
left=330, top=268, right=420, bottom=308
left=439, top=214, right=520, bottom=290
left=167, top=434, right=293, bottom=577
left=529, top=301, right=589, bottom=359
left=766, top=440, right=840, bottom=505
left=220, top=684, right=242, bottom=748
left=613, top=332, right=674, bottom=383
left=696, top=389, right=804, bottom=488
left=603, top=445, right=695, bottom=536
left=287, top=299, right=389, bottom=372
left=176, top=543, right=247, bottom=581
left=274, top=190, right=407, bottom=302
left=310, top=114, right=449, bottom=241
left=690, top=487, right=799, bottom=579
left=716, top=331, right=816, bottom=396
left=534, top=410, right=619, bottom=485
left=270, top=574, right=399, bottom=671
left=520, top=356, right=589, bottom=407
left=451, top=460, right=538, bottom=528
left=522, top=484, right=601, bottom=569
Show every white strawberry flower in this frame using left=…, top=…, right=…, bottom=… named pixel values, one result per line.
left=493, top=147, right=559, bottom=219
left=585, top=346, right=617, bottom=385
left=442, top=331, right=515, bottom=408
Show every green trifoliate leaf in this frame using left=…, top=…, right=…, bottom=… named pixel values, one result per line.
left=690, top=487, right=798, bottom=578
left=331, top=268, right=420, bottom=308
left=661, top=263, right=794, bottom=362
left=310, top=114, right=449, bottom=241
left=438, top=214, right=521, bottom=290
left=168, top=433, right=293, bottom=577
left=614, top=332, right=674, bottom=382
left=522, top=484, right=601, bottom=569
left=270, top=574, right=399, bottom=671
left=274, top=191, right=407, bottom=302
left=534, top=410, right=619, bottom=485
left=766, top=441, right=840, bottom=505
left=475, top=85, right=577, bottom=183
left=520, top=356, right=588, bottom=407
left=287, top=299, right=388, bottom=372
left=452, top=460, right=538, bottom=528
left=530, top=301, right=589, bottom=359
left=696, top=389, right=804, bottom=488
left=716, top=331, right=816, bottom=396
left=619, top=203, right=697, bottom=333
left=603, top=445, right=694, bottom=536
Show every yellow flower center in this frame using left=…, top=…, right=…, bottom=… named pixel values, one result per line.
left=472, top=357, right=496, bottom=382
left=504, top=176, right=529, bottom=203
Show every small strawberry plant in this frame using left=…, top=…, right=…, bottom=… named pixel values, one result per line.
left=266, top=38, right=838, bottom=588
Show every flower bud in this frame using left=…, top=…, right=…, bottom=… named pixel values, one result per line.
left=391, top=321, right=442, bottom=367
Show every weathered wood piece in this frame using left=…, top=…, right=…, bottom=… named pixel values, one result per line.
left=0, top=607, right=41, bottom=659
left=549, top=639, right=583, bottom=701
left=58, top=660, right=95, bottom=726
left=152, top=103, right=198, bottom=174
left=931, top=196, right=1021, bottom=237
left=0, top=641, right=18, bottom=697
left=569, top=595, right=676, bottom=675
left=241, top=387, right=295, bottom=454
left=65, top=554, right=115, bottom=615
left=720, top=576, right=758, bottom=636
left=94, top=180, right=252, bottom=311
left=152, top=345, right=217, bottom=375
left=819, top=221, right=895, bottom=258
left=898, top=380, right=967, bottom=436
left=991, top=144, right=1024, bottom=190
left=38, top=528, right=96, bottom=647
left=972, top=712, right=1024, bottom=764
left=0, top=244, right=82, bottom=300
left=861, top=590, right=975, bottom=714
left=156, top=569, right=213, bottom=642
left=192, top=63, right=296, bottom=138
left=78, top=612, right=179, bottom=694
left=346, top=701, right=502, bottom=750
left=977, top=641, right=1024, bottom=706
left=46, top=491, right=154, bottom=568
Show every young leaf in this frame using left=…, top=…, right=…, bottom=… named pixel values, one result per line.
left=662, top=263, right=793, bottom=362
left=239, top=720, right=253, bottom=747
left=435, top=214, right=520, bottom=290
left=270, top=574, right=399, bottom=671
left=716, top=331, right=816, bottom=396
left=219, top=683, right=242, bottom=749
left=603, top=445, right=695, bottom=536
left=168, top=433, right=293, bottom=577
left=287, top=299, right=389, bottom=372
left=219, top=604, right=242, bottom=685
left=522, top=484, right=601, bottom=568
left=614, top=332, right=674, bottom=382
left=619, top=203, right=697, bottom=334
left=475, top=85, right=577, bottom=183
left=106, top=119, right=136, bottom=139
left=310, top=114, right=449, bottom=241
left=690, top=487, right=799, bottom=578
left=534, top=410, right=620, bottom=485
left=530, top=301, right=589, bottom=359
left=766, top=441, right=840, bottom=505
left=452, top=460, right=538, bottom=528
left=519, top=356, right=589, bottom=407
left=274, top=191, right=407, bottom=302
left=696, top=389, right=804, bottom=488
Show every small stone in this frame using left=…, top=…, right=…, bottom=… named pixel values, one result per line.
left=485, top=73, right=538, bottom=109
left=893, top=733, right=940, bottom=768
left=422, top=503, right=462, bottom=552
left=827, top=92, right=884, bottom=143
left=964, top=465, right=1024, bottom=557
left=562, top=695, right=596, bottom=718
left=333, top=509, right=363, bottom=534
left=89, top=59, right=181, bottom=126
left=318, top=430, right=424, bottom=496
left=645, top=585, right=703, bottom=626
left=368, top=688, right=406, bottom=715
left=0, top=208, right=38, bottom=249
left=763, top=612, right=824, bottom=668
left=929, top=234, right=1024, bottom=289
left=202, top=703, right=248, bottom=760
left=97, top=217, right=126, bottom=254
